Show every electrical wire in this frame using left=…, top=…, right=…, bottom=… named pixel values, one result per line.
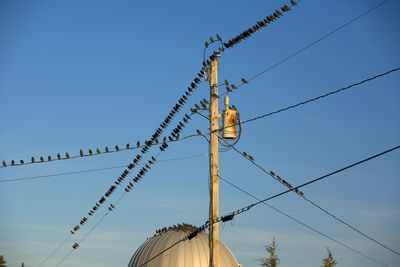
left=131, top=144, right=398, bottom=267
left=220, top=134, right=400, bottom=256
left=218, top=175, right=389, bottom=267
left=241, top=67, right=400, bottom=125
left=220, top=0, right=389, bottom=95
left=0, top=153, right=208, bottom=184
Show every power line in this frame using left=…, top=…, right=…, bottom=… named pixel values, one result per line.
left=220, top=136, right=400, bottom=256
left=241, top=67, right=400, bottom=125
left=0, top=153, right=207, bottom=184
left=218, top=176, right=388, bottom=267
left=134, top=145, right=398, bottom=267
left=220, top=0, right=389, bottom=95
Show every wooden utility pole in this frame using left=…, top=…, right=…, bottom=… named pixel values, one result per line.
left=209, top=53, right=220, bottom=267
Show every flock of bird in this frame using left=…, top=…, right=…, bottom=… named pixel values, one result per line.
left=240, top=150, right=305, bottom=197
left=0, top=0, right=301, bottom=252
left=153, top=223, right=198, bottom=237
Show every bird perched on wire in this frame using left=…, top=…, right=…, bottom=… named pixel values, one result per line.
left=210, top=36, right=215, bottom=43
left=40, top=156, right=44, bottom=162
left=248, top=155, right=254, bottom=161
left=2, top=161, right=6, bottom=167
left=96, top=148, right=101, bottom=154
left=80, top=150, right=84, bottom=157
left=47, top=156, right=51, bottom=161
left=231, top=84, right=238, bottom=90
left=11, top=160, right=15, bottom=165
left=241, top=78, right=248, bottom=84
left=115, top=145, right=119, bottom=151
left=291, top=0, right=297, bottom=5
left=137, top=141, right=140, bottom=148
left=65, top=152, right=70, bottom=159
left=89, top=149, right=93, bottom=155
left=57, top=153, right=61, bottom=160
left=217, top=34, right=222, bottom=42
left=205, top=41, right=209, bottom=48
left=196, top=129, right=202, bottom=135
left=31, top=157, right=35, bottom=163
left=126, top=143, right=130, bottom=149
left=105, top=146, right=109, bottom=152
left=226, top=86, right=232, bottom=93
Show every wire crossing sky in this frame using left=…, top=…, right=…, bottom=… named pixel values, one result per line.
left=1, top=1, right=399, bottom=267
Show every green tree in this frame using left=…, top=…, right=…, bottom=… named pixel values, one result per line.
left=322, top=248, right=337, bottom=267
left=0, top=255, right=6, bottom=267
left=259, top=237, right=280, bottom=267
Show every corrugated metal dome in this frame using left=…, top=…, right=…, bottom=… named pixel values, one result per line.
left=128, top=225, right=239, bottom=267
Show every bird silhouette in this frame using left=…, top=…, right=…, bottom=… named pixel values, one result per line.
left=31, top=157, right=35, bottom=163
left=11, top=160, right=15, bottom=165
left=291, top=0, right=297, bottom=5
left=89, top=149, right=93, bottom=155
left=241, top=78, right=248, bottom=84
left=270, top=171, right=276, bottom=176
left=137, top=141, right=140, bottom=148
left=47, top=156, right=51, bottom=161
left=80, top=150, right=84, bottom=157
left=115, top=145, right=119, bottom=151
left=196, top=129, right=202, bottom=135
left=226, top=86, right=232, bottom=92
left=248, top=155, right=254, bottom=161
left=57, top=153, right=61, bottom=159
left=96, top=148, right=100, bottom=154
left=231, top=84, right=238, bottom=90
left=40, top=156, right=44, bottom=162
left=126, top=143, right=130, bottom=149
left=105, top=146, right=109, bottom=152
left=205, top=41, right=209, bottom=48
left=210, top=36, right=214, bottom=42
left=2, top=161, right=6, bottom=167
left=216, top=34, right=222, bottom=41
left=65, top=152, right=70, bottom=159
left=243, top=152, right=248, bottom=158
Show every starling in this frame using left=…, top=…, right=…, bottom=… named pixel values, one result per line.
left=105, top=146, right=109, bottom=152
left=57, top=153, right=61, bottom=159
left=226, top=86, right=232, bottom=92
left=40, top=156, right=44, bottom=162
left=243, top=152, right=248, bottom=158
left=248, top=155, right=254, bottom=161
left=224, top=79, right=229, bottom=85
left=291, top=0, right=297, bottom=5
left=2, top=161, right=6, bottom=167
left=196, top=129, right=202, bottom=135
left=89, top=149, right=93, bottom=155
left=216, top=34, right=222, bottom=41
left=80, top=149, right=84, bottom=157
left=65, top=152, right=70, bottom=159
left=96, top=148, right=100, bottom=154
left=205, top=41, right=209, bottom=48
left=195, top=104, right=200, bottom=110
left=11, top=160, right=15, bottom=165
left=137, top=141, right=140, bottom=148
left=241, top=78, right=248, bottom=84
left=126, top=143, right=130, bottom=149
left=231, top=84, right=238, bottom=90
left=31, top=157, right=35, bottom=163
left=115, top=145, right=119, bottom=151
left=270, top=171, right=276, bottom=177
left=210, top=36, right=214, bottom=42
left=48, top=156, right=51, bottom=161
left=71, top=231, right=75, bottom=234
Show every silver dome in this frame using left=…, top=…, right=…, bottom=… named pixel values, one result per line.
left=128, top=230, right=239, bottom=267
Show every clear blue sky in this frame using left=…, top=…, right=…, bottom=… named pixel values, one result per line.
left=1, top=0, right=399, bottom=266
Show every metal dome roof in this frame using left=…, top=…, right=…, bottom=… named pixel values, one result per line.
left=128, top=229, right=239, bottom=267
